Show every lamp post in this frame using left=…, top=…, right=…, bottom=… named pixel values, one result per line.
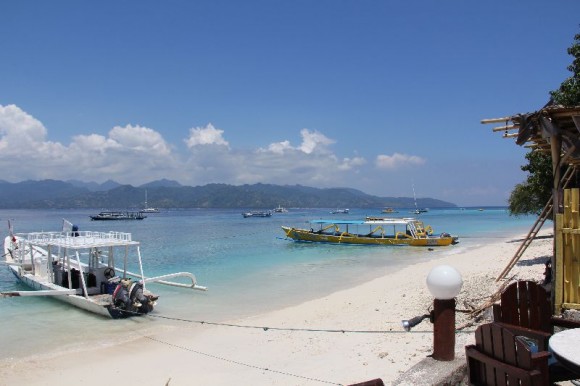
left=425, top=265, right=463, bottom=361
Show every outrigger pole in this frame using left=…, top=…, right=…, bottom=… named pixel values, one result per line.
left=1, top=289, right=77, bottom=298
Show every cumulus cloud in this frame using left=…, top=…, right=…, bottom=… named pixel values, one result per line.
left=0, top=104, right=374, bottom=191
left=338, top=156, right=366, bottom=171
left=298, top=129, right=334, bottom=154
left=109, top=124, right=172, bottom=155
left=375, top=153, right=425, bottom=169
left=184, top=123, right=229, bottom=148
left=0, top=104, right=177, bottom=183
left=258, top=129, right=334, bottom=155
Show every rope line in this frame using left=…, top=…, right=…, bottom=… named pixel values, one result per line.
left=114, top=307, right=475, bottom=334
left=144, top=335, right=344, bottom=386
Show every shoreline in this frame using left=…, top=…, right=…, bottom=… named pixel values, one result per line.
left=0, top=228, right=551, bottom=385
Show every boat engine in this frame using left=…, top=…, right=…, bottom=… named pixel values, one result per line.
left=112, top=278, right=157, bottom=314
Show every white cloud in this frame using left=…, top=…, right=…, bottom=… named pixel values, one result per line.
left=184, top=123, right=229, bottom=148
left=298, top=129, right=334, bottom=154
left=0, top=104, right=177, bottom=183
left=0, top=104, right=438, bottom=199
left=258, top=129, right=334, bottom=155
left=109, top=124, right=172, bottom=155
left=338, top=156, right=366, bottom=171
left=375, top=153, right=425, bottom=169
left=263, top=140, right=293, bottom=154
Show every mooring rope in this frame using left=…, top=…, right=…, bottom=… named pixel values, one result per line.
left=144, top=335, right=344, bottom=385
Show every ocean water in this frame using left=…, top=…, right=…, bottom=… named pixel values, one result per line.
left=0, top=207, right=540, bottom=361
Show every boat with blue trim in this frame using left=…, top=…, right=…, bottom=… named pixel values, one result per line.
left=282, top=217, right=458, bottom=247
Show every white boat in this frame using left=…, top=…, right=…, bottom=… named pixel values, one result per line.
left=330, top=208, right=349, bottom=214
left=2, top=220, right=206, bottom=318
left=273, top=205, right=288, bottom=213
left=410, top=185, right=428, bottom=215
left=242, top=211, right=272, bottom=218
left=140, top=190, right=159, bottom=213
left=90, top=211, right=146, bottom=220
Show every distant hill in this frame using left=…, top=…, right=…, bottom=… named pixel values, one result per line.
left=0, top=180, right=456, bottom=209
left=140, top=179, right=182, bottom=188
left=67, top=179, right=122, bottom=191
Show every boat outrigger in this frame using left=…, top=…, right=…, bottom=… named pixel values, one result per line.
left=282, top=217, right=458, bottom=247
left=2, top=221, right=207, bottom=318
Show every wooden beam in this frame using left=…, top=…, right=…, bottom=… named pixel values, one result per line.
left=492, top=125, right=519, bottom=132
left=573, top=116, right=580, bottom=132
left=481, top=117, right=511, bottom=124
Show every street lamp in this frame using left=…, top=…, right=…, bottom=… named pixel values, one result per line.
left=426, top=264, right=463, bottom=361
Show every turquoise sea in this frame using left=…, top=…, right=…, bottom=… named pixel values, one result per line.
left=0, top=207, right=539, bottom=361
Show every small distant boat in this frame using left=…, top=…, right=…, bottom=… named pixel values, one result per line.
left=242, top=211, right=273, bottom=218
left=2, top=220, right=206, bottom=318
left=410, top=185, right=428, bottom=215
left=273, top=205, right=288, bottom=213
left=90, top=211, right=146, bottom=221
left=140, top=190, right=159, bottom=213
left=382, top=207, right=398, bottom=214
left=282, top=217, right=458, bottom=247
left=330, top=208, right=349, bottom=214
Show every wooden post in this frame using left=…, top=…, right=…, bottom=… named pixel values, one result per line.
left=432, top=298, right=455, bottom=361
left=555, top=213, right=564, bottom=315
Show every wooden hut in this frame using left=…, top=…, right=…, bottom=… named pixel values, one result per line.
left=483, top=105, right=580, bottom=315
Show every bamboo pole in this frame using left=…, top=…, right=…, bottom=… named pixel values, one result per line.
left=555, top=213, right=564, bottom=314
left=492, top=125, right=519, bottom=132
left=481, top=117, right=511, bottom=124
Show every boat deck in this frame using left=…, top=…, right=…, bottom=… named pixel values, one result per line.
left=17, top=231, right=139, bottom=249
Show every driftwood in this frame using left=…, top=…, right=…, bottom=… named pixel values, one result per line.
left=456, top=276, right=516, bottom=331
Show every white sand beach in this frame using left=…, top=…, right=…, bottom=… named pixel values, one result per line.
left=0, top=229, right=551, bottom=386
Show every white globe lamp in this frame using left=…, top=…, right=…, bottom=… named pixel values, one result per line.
left=426, top=265, right=463, bottom=300
left=426, top=264, right=463, bottom=361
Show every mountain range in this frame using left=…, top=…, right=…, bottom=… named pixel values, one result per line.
left=0, top=179, right=456, bottom=209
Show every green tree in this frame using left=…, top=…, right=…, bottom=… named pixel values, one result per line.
left=508, top=30, right=580, bottom=215
left=508, top=151, right=553, bottom=215
left=550, top=31, right=580, bottom=106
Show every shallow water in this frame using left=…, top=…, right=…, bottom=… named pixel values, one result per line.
left=0, top=207, right=538, bottom=360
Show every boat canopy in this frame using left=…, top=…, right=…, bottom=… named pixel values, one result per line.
left=19, top=231, right=139, bottom=249
left=310, top=218, right=419, bottom=226
left=310, top=220, right=365, bottom=225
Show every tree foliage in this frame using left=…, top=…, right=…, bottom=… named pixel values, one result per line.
left=508, top=30, right=579, bottom=215
left=550, top=31, right=580, bottom=106
left=508, top=151, right=553, bottom=215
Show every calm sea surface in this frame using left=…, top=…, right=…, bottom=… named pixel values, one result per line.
left=0, top=207, right=540, bottom=360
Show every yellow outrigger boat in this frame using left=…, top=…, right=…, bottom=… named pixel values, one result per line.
left=282, top=217, right=458, bottom=247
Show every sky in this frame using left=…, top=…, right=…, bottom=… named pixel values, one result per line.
left=1, top=1, right=579, bottom=206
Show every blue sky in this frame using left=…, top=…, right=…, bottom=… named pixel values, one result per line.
left=1, top=1, right=579, bottom=206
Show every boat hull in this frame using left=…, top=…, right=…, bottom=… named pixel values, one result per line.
left=8, top=265, right=118, bottom=318
left=281, top=226, right=456, bottom=247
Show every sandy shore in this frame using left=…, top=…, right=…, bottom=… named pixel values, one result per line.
left=0, top=229, right=552, bottom=386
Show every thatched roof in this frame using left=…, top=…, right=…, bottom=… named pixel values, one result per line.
left=483, top=105, right=580, bottom=165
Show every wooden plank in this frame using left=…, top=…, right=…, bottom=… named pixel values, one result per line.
left=528, top=282, right=541, bottom=331
left=562, top=302, right=580, bottom=310
left=491, top=323, right=505, bottom=361
left=501, top=326, right=517, bottom=367
left=515, top=339, right=532, bottom=370
left=501, top=284, right=518, bottom=325
left=517, top=281, right=531, bottom=328
left=555, top=214, right=565, bottom=314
